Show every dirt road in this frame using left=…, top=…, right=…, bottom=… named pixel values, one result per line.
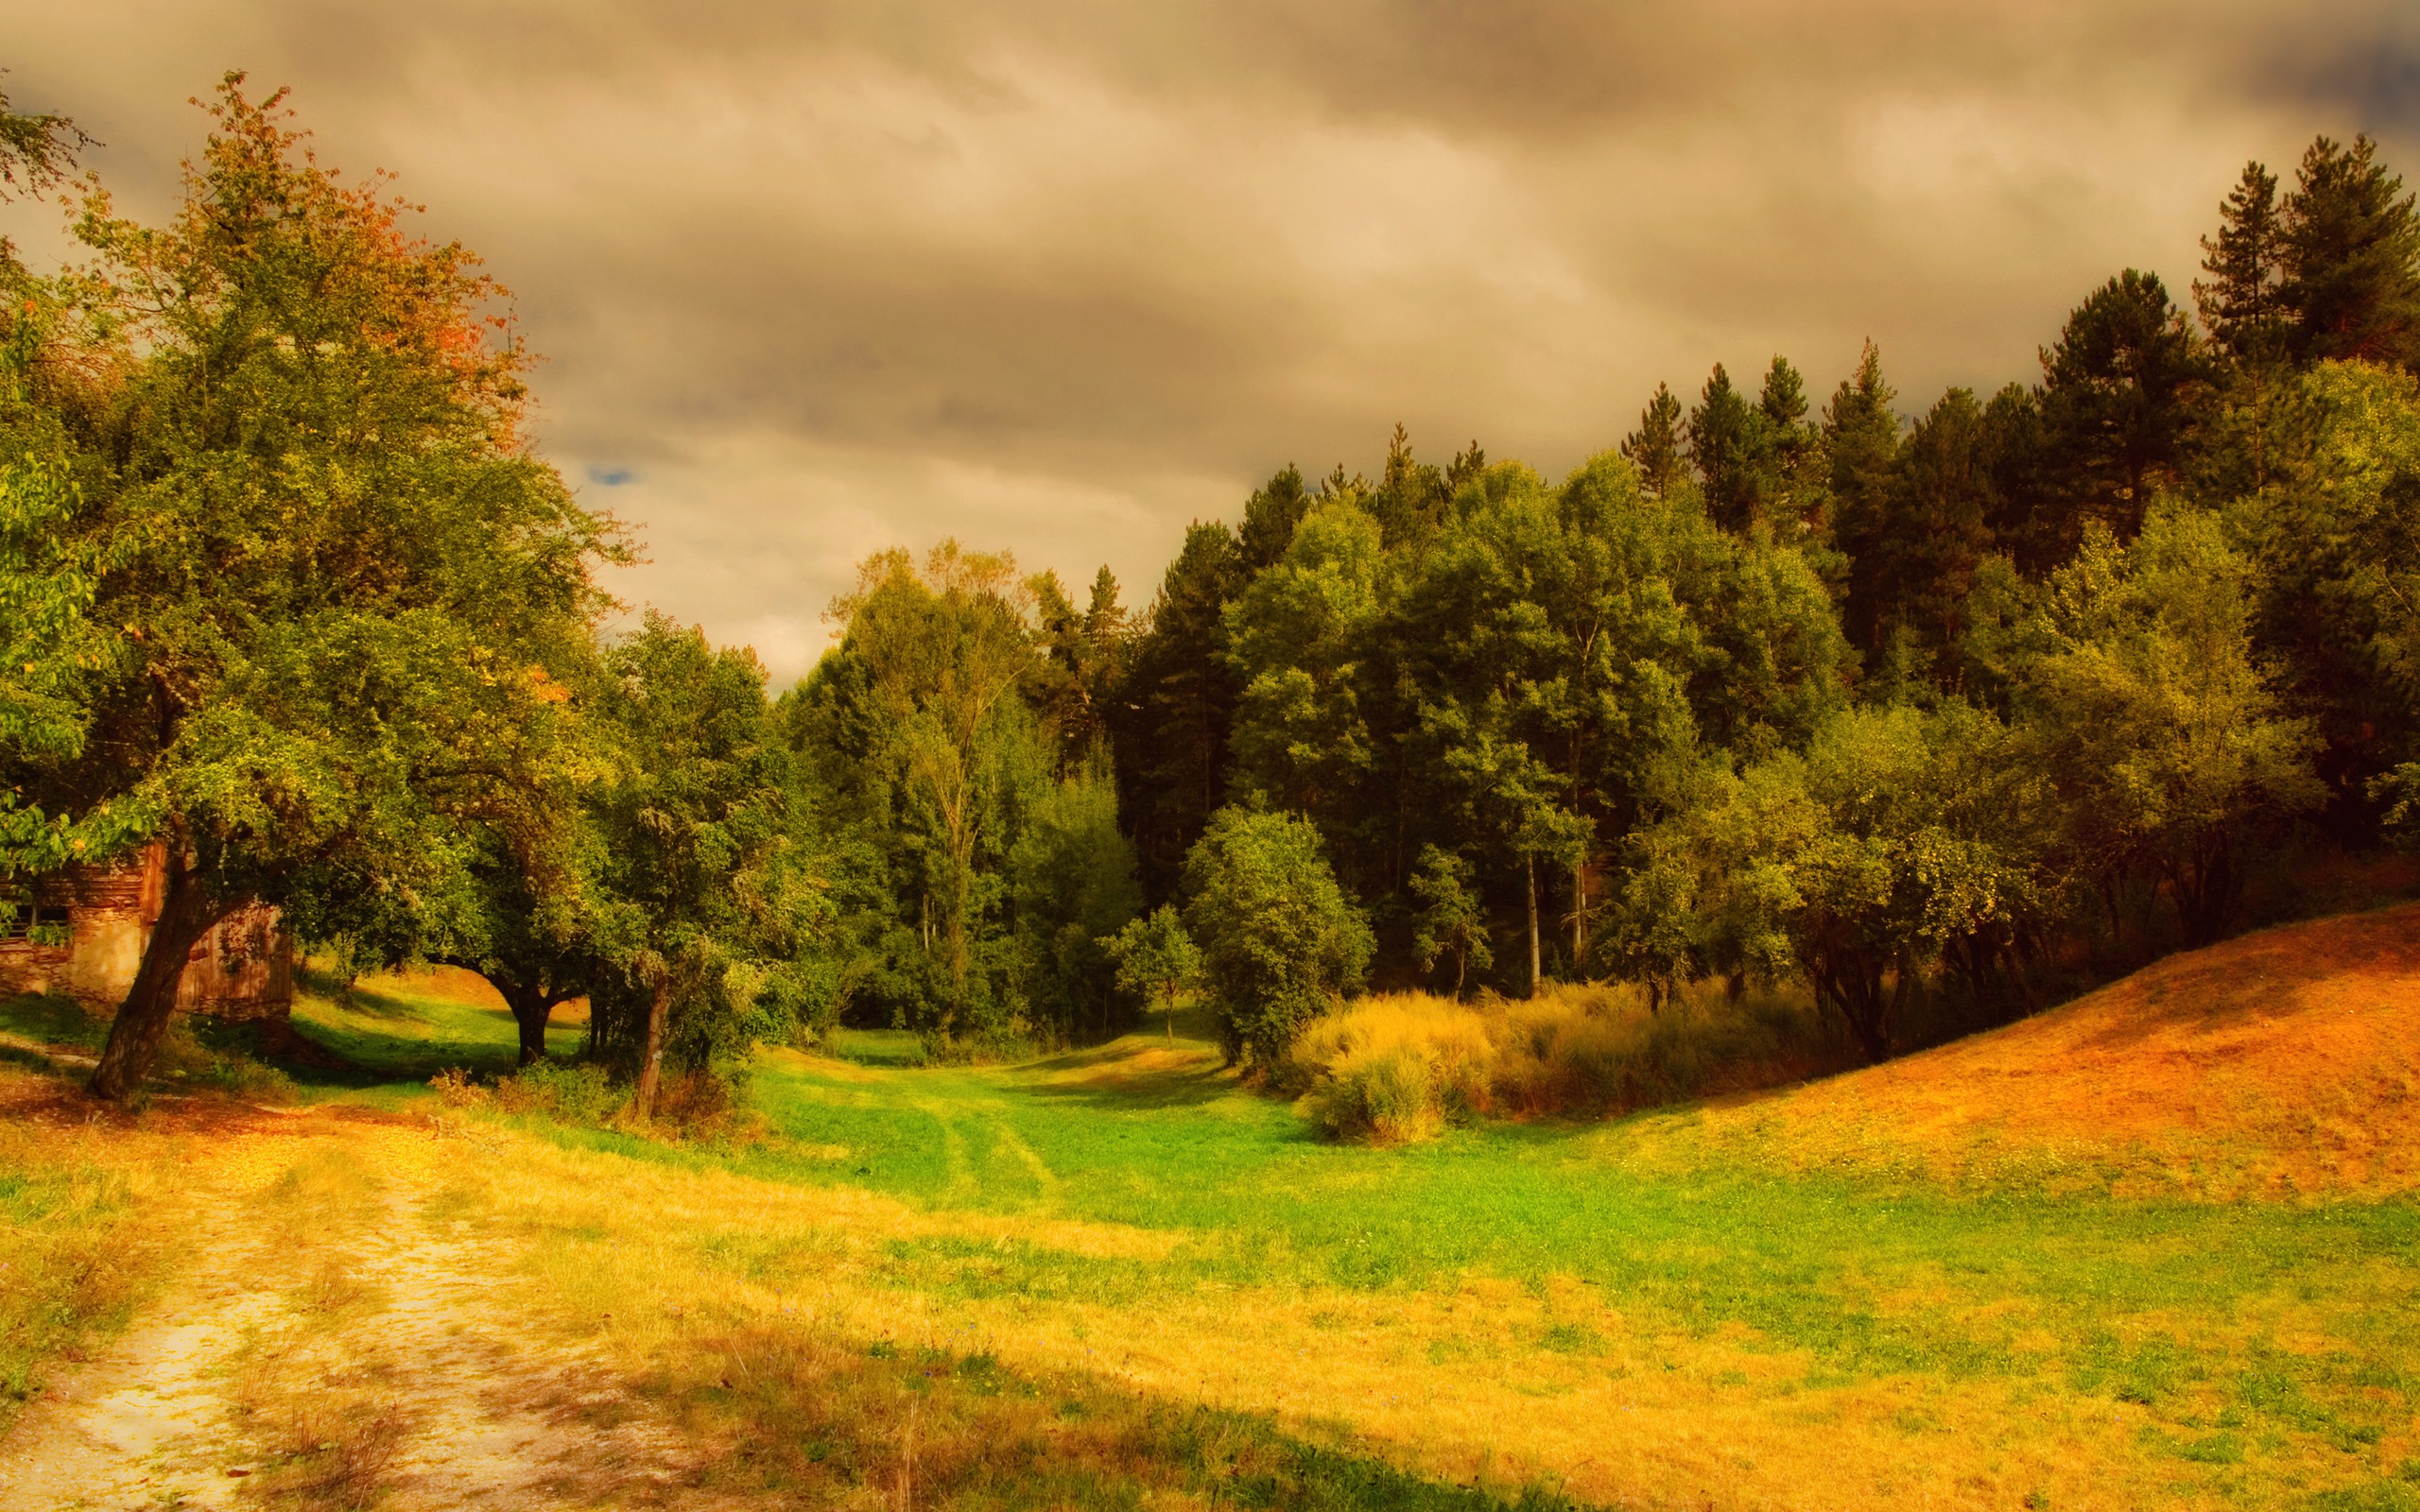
left=0, top=1105, right=720, bottom=1512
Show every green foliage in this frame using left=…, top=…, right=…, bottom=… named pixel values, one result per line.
left=1182, top=807, right=1373, bottom=1067
left=1100, top=904, right=1200, bottom=1032
left=0, top=76, right=622, bottom=1096
left=1678, top=700, right=2046, bottom=1060
left=1408, top=846, right=1491, bottom=995
left=585, top=615, right=826, bottom=1094
left=2017, top=505, right=2322, bottom=946
left=2279, top=135, right=2420, bottom=371
left=1010, top=765, right=1144, bottom=1040
left=2253, top=361, right=2420, bottom=829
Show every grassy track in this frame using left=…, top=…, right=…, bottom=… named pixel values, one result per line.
left=449, top=1014, right=2420, bottom=1508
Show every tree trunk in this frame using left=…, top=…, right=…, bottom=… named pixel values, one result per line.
left=90, top=854, right=236, bottom=1102
left=506, top=984, right=555, bottom=1067
left=1525, top=853, right=1541, bottom=1000
left=1571, top=854, right=1586, bottom=976
left=632, top=978, right=671, bottom=1120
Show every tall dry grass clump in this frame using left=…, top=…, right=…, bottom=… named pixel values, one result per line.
left=1295, top=982, right=1841, bottom=1143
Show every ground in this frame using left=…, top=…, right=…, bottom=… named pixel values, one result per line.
left=2, top=910, right=2418, bottom=1509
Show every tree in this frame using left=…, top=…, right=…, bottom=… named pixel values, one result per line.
left=1182, top=806, right=1373, bottom=1068
left=1224, top=499, right=1387, bottom=833
left=2016, top=505, right=2322, bottom=948
left=827, top=541, right=1038, bottom=1038
left=2198, top=161, right=2290, bottom=369
left=1687, top=701, right=2046, bottom=1061
left=1826, top=341, right=1903, bottom=644
left=1010, top=763, right=1143, bottom=1041
left=1407, top=844, right=1491, bottom=995
left=2279, top=135, right=2420, bottom=371
left=1101, top=904, right=1199, bottom=1042
left=1109, top=521, right=1244, bottom=902
left=585, top=616, right=815, bottom=1118
left=2249, top=361, right=2420, bottom=832
left=1854, top=388, right=2001, bottom=691
left=1688, top=363, right=1761, bottom=534
left=9, top=77, right=617, bottom=1101
left=2036, top=270, right=2209, bottom=547
left=1621, top=383, right=1687, bottom=499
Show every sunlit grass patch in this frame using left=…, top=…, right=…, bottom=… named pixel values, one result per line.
left=285, top=962, right=584, bottom=1095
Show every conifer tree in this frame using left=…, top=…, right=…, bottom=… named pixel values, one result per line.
left=1621, top=383, right=1687, bottom=499
left=2198, top=161, right=2290, bottom=368
left=2279, top=134, right=2420, bottom=371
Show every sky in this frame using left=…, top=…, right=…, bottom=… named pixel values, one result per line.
left=9, top=3, right=2420, bottom=684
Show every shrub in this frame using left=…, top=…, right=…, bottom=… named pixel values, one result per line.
left=1291, top=981, right=1842, bottom=1143
left=491, top=1059, right=620, bottom=1123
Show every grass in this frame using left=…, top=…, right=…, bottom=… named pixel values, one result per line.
left=9, top=908, right=2420, bottom=1505
left=0, top=1075, right=197, bottom=1434
left=281, top=963, right=585, bottom=1091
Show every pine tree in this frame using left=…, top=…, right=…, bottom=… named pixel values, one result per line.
left=2279, top=134, right=2420, bottom=370
left=1688, top=363, right=1761, bottom=534
left=2197, top=161, right=2290, bottom=368
left=1620, top=382, right=1686, bottom=498
left=1824, top=341, right=1902, bottom=649
left=2036, top=269, right=2207, bottom=542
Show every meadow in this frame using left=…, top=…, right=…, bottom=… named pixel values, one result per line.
left=5, top=909, right=2420, bottom=1509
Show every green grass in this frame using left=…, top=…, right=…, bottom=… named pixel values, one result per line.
left=278, top=967, right=581, bottom=1097
left=0, top=991, right=111, bottom=1053
left=591, top=1036, right=2410, bottom=1500
left=21, top=978, right=2415, bottom=1504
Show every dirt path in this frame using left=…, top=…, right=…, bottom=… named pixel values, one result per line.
left=0, top=1109, right=725, bottom=1512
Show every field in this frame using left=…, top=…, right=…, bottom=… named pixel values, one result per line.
left=3, top=910, right=2420, bottom=1509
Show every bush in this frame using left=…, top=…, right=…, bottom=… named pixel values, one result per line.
left=1291, top=982, right=1841, bottom=1143
left=491, top=1059, right=620, bottom=1123
left=1182, top=807, right=1374, bottom=1069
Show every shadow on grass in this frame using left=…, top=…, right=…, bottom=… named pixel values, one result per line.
left=0, top=993, right=111, bottom=1052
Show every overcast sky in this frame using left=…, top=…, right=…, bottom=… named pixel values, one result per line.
left=10, top=3, right=2419, bottom=682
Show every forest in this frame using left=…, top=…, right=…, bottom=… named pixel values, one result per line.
left=5, top=75, right=2420, bottom=1116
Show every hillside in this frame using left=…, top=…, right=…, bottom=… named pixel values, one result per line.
left=1642, top=902, right=2420, bottom=1197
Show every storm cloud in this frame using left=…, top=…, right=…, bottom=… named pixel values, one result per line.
left=12, top=3, right=2418, bottom=679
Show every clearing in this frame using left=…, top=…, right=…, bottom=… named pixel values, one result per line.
left=4, top=908, right=2420, bottom=1509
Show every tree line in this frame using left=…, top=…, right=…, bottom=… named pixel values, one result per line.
left=4, top=76, right=2418, bottom=1102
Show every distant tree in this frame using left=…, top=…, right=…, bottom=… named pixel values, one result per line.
left=585, top=616, right=819, bottom=1117
left=1224, top=499, right=1387, bottom=833
left=1407, top=844, right=1491, bottom=995
left=1109, top=521, right=1245, bottom=902
left=1686, top=700, right=2046, bottom=1061
left=2198, top=161, right=2290, bottom=369
left=2278, top=135, right=2420, bottom=371
left=1365, top=424, right=1454, bottom=554
left=1101, top=903, right=1200, bottom=1042
left=827, top=541, right=1038, bottom=1038
left=1010, top=763, right=1143, bottom=1041
left=2035, top=270, right=2209, bottom=550
left=2249, top=361, right=2420, bottom=834
left=1688, top=363, right=1762, bottom=534
left=2016, top=505, right=2321, bottom=948
left=1621, top=383, right=1688, bottom=499
left=1236, top=464, right=1314, bottom=572
left=1856, top=388, right=2001, bottom=692
left=1182, top=806, right=1373, bottom=1068
left=1826, top=341, right=1904, bottom=645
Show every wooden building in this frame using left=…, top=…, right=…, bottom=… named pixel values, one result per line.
left=0, top=846, right=293, bottom=1021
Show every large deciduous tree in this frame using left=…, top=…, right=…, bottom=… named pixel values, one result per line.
left=3, top=77, right=618, bottom=1100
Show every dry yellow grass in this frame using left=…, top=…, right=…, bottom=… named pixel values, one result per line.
left=1624, top=902, right=2420, bottom=1197
left=1295, top=982, right=1834, bottom=1141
